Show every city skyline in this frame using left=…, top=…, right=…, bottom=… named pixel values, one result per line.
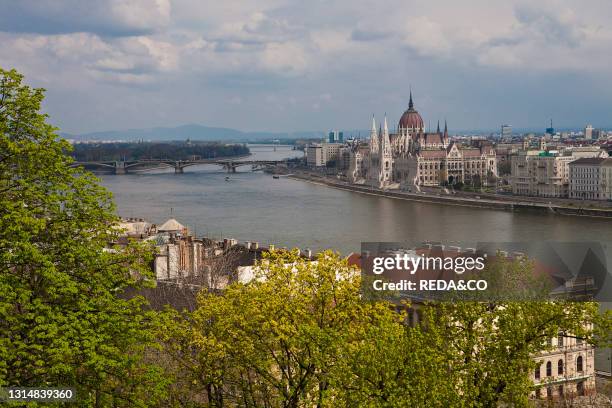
left=1, top=0, right=612, bottom=134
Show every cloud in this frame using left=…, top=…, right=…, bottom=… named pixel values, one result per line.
left=514, top=4, right=584, bottom=47
left=1, top=0, right=612, bottom=133
left=0, top=0, right=171, bottom=36
left=351, top=29, right=392, bottom=42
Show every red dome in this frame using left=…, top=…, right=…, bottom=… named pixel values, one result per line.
left=399, top=109, right=424, bottom=130
left=398, top=93, right=424, bottom=130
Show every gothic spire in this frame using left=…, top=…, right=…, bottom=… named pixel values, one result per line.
left=436, top=120, right=440, bottom=133
left=384, top=114, right=388, bottom=134
left=409, top=88, right=414, bottom=110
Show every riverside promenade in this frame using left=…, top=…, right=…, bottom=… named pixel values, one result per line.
left=285, top=171, right=612, bottom=219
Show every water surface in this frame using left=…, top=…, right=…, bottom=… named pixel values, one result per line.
left=101, top=145, right=612, bottom=254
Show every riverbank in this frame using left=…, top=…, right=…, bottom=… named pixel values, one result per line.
left=285, top=172, right=612, bottom=219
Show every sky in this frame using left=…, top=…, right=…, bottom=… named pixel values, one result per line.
left=1, top=0, right=611, bottom=134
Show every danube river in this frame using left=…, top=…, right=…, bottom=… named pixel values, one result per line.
left=101, top=145, right=612, bottom=254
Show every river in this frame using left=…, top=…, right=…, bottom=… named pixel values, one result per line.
left=100, top=145, right=612, bottom=254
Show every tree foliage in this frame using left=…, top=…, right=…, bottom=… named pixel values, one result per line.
left=158, top=250, right=607, bottom=407
left=0, top=67, right=168, bottom=406
left=71, top=141, right=249, bottom=162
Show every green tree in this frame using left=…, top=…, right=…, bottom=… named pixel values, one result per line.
left=160, top=250, right=431, bottom=407
left=161, top=250, right=609, bottom=407
left=0, top=67, right=168, bottom=406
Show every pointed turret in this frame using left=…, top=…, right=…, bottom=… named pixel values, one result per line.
left=408, top=89, right=414, bottom=110
left=436, top=120, right=440, bottom=134
left=378, top=114, right=392, bottom=187
left=382, top=114, right=391, bottom=156
left=444, top=120, right=448, bottom=137
left=369, top=115, right=379, bottom=155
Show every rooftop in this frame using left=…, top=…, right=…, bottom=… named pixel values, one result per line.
left=569, top=157, right=608, bottom=166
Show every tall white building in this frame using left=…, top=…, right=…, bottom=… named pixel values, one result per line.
left=584, top=124, right=594, bottom=140
left=306, top=142, right=344, bottom=167
left=501, top=124, right=512, bottom=139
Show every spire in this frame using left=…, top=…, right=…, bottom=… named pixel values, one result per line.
left=409, top=88, right=414, bottom=110
left=444, top=119, right=448, bottom=137
left=436, top=120, right=440, bottom=133
left=369, top=114, right=379, bottom=153
left=381, top=114, right=391, bottom=157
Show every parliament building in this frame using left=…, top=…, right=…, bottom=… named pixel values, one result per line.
left=348, top=93, right=497, bottom=189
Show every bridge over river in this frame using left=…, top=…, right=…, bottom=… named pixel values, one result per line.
left=71, top=155, right=288, bottom=174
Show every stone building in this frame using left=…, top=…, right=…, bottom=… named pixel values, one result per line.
left=511, top=149, right=608, bottom=198
left=306, top=142, right=344, bottom=167
left=348, top=93, right=497, bottom=189
left=569, top=157, right=612, bottom=200
left=531, top=331, right=596, bottom=400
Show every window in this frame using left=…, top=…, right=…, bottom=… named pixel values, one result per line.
left=546, top=361, right=552, bottom=377
left=577, top=355, right=583, bottom=372
left=546, top=387, right=553, bottom=399
left=557, top=334, right=564, bottom=347
left=535, top=365, right=541, bottom=380
left=558, top=359, right=563, bottom=375
left=577, top=381, right=585, bottom=396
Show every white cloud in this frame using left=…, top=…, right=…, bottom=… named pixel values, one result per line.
left=2, top=0, right=612, bottom=133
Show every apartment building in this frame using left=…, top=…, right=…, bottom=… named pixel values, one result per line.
left=511, top=148, right=608, bottom=198
left=306, top=142, right=344, bottom=167
left=511, top=151, right=575, bottom=197
left=569, top=157, right=612, bottom=200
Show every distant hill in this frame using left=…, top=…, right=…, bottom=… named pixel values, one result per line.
left=61, top=124, right=329, bottom=142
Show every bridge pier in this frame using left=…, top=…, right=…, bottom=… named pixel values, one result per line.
left=114, top=161, right=127, bottom=175
left=175, top=166, right=184, bottom=174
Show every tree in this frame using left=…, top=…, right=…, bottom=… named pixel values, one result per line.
left=0, top=67, right=168, bottom=406
left=498, top=161, right=512, bottom=176
left=413, top=255, right=605, bottom=407
left=160, top=250, right=440, bottom=407
left=160, top=250, right=610, bottom=407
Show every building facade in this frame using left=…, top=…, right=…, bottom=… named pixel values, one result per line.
left=511, top=148, right=609, bottom=198
left=348, top=94, right=497, bottom=189
left=306, top=142, right=343, bottom=167
left=531, top=332, right=596, bottom=400
left=569, top=157, right=612, bottom=200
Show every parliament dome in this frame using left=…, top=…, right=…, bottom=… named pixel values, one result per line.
left=398, top=92, right=424, bottom=130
